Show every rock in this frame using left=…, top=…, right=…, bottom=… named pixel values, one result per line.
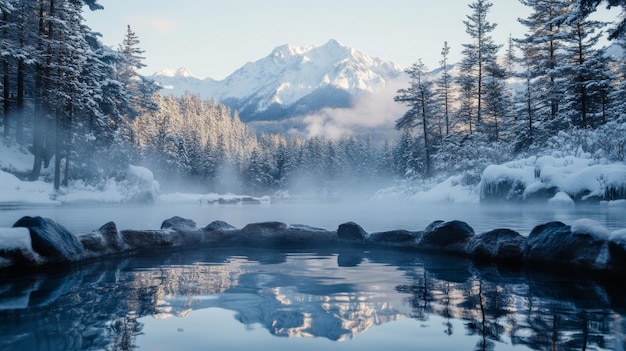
left=161, top=216, right=197, bottom=230
left=99, top=222, right=124, bottom=251
left=238, top=222, right=336, bottom=245
left=204, top=221, right=237, bottom=232
left=524, top=221, right=606, bottom=269
left=337, top=222, right=367, bottom=242
left=78, top=222, right=124, bottom=255
left=79, top=232, right=107, bottom=253
left=13, top=216, right=84, bottom=262
left=241, top=222, right=289, bottom=235
left=367, top=230, right=421, bottom=246
left=120, top=230, right=174, bottom=250
left=420, top=220, right=475, bottom=250
left=467, top=228, right=525, bottom=263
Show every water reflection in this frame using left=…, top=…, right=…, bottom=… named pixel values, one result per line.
left=1, top=247, right=625, bottom=350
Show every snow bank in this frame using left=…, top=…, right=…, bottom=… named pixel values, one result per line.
left=373, top=175, right=479, bottom=204
left=410, top=175, right=478, bottom=204
left=0, top=227, right=41, bottom=268
left=55, top=165, right=160, bottom=204
left=0, top=170, right=60, bottom=207
left=0, top=141, right=34, bottom=173
left=479, top=155, right=626, bottom=202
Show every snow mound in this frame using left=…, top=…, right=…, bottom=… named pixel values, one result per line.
left=548, top=192, right=575, bottom=206
left=0, top=170, right=60, bottom=207
left=479, top=155, right=626, bottom=202
left=411, top=176, right=478, bottom=204
left=55, top=165, right=160, bottom=204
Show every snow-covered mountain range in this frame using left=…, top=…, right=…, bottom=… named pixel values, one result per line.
left=151, top=39, right=405, bottom=122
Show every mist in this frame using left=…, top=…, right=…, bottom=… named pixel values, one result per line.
left=303, top=79, right=409, bottom=139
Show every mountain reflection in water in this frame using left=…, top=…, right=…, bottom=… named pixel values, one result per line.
left=1, top=247, right=625, bottom=351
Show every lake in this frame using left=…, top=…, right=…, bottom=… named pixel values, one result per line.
left=1, top=201, right=626, bottom=350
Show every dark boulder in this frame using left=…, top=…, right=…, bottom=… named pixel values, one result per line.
left=79, top=222, right=124, bottom=255
left=13, top=216, right=84, bottom=262
left=337, top=222, right=367, bottom=242
left=99, top=222, right=124, bottom=251
left=367, top=230, right=421, bottom=246
left=120, top=230, right=174, bottom=250
left=241, top=221, right=289, bottom=235
left=204, top=220, right=237, bottom=232
left=161, top=216, right=197, bottom=231
left=420, top=220, right=475, bottom=251
left=467, top=228, right=525, bottom=263
left=524, top=221, right=606, bottom=269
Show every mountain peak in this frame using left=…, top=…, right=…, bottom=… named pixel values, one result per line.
left=151, top=40, right=405, bottom=122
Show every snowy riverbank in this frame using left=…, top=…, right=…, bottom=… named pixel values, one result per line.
left=2, top=138, right=626, bottom=207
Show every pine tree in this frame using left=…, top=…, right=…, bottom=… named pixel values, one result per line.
left=395, top=59, right=435, bottom=178
left=436, top=41, right=454, bottom=136
left=116, top=25, right=157, bottom=143
left=517, top=0, right=569, bottom=126
left=558, top=11, right=613, bottom=127
left=569, top=0, right=626, bottom=39
left=459, top=0, right=501, bottom=133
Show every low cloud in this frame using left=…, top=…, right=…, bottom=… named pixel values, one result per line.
left=303, top=79, right=409, bottom=139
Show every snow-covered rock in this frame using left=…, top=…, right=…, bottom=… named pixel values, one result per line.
left=479, top=155, right=626, bottom=203
left=12, top=216, right=84, bottom=262
left=0, top=228, right=42, bottom=268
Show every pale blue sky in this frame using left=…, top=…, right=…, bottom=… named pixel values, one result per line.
left=83, top=1, right=615, bottom=80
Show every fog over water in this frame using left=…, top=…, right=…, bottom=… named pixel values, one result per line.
left=0, top=201, right=624, bottom=235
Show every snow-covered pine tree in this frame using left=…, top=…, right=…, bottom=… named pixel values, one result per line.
left=395, top=59, right=435, bottom=178
left=516, top=0, right=570, bottom=140
left=558, top=10, right=614, bottom=128
left=116, top=25, right=157, bottom=144
left=435, top=41, right=454, bottom=136
left=568, top=0, right=626, bottom=39
left=459, top=0, right=501, bottom=134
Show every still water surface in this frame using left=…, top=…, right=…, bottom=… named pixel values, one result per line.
left=1, top=202, right=626, bottom=351
left=1, top=246, right=625, bottom=351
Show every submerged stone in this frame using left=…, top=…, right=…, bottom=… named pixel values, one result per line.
left=13, top=216, right=84, bottom=262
